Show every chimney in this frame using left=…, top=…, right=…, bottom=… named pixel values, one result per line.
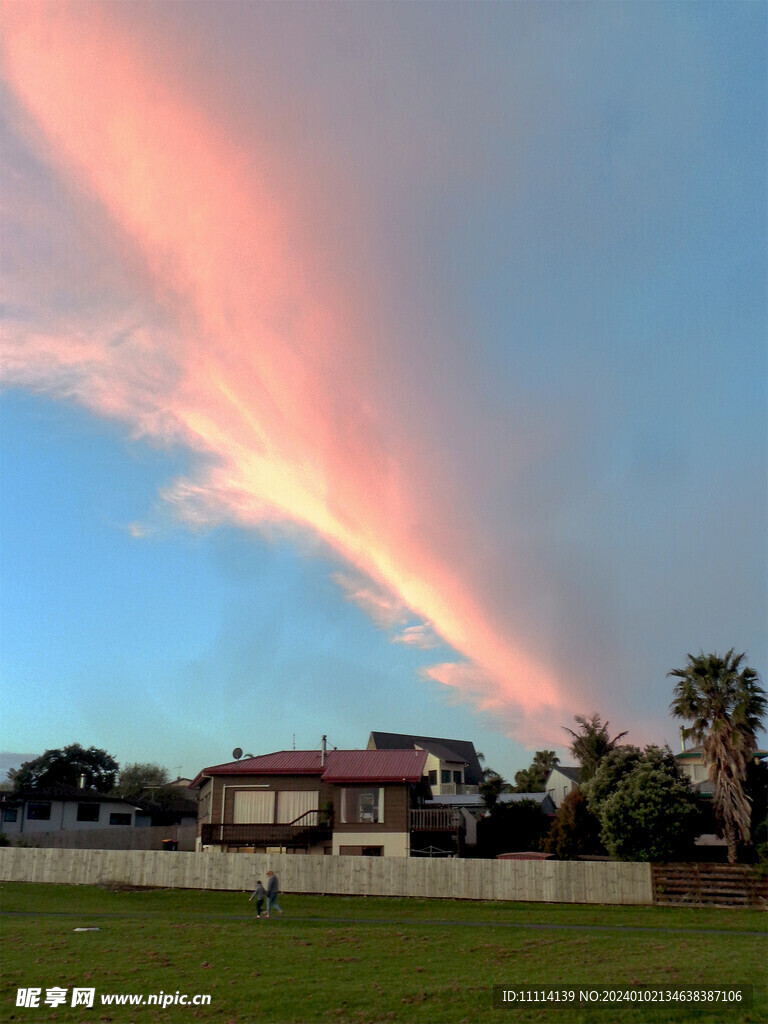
left=79, top=774, right=86, bottom=789
left=321, top=735, right=327, bottom=767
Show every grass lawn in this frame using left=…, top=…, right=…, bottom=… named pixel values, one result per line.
left=0, top=882, right=765, bottom=1023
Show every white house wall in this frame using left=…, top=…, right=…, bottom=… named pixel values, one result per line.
left=331, top=832, right=409, bottom=857
left=1, top=799, right=138, bottom=834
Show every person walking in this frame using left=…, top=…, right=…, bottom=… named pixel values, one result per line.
left=265, top=870, right=283, bottom=917
left=248, top=879, right=266, bottom=917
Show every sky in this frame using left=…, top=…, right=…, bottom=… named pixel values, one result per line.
left=1, top=1, right=766, bottom=784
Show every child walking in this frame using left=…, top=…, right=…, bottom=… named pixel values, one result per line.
left=248, top=880, right=266, bottom=917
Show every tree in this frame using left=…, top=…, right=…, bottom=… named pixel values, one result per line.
left=514, top=750, right=559, bottom=793
left=543, top=790, right=602, bottom=860
left=581, top=745, right=643, bottom=817
left=669, top=649, right=767, bottom=863
left=116, top=763, right=170, bottom=801
left=479, top=770, right=512, bottom=811
left=477, top=799, right=552, bottom=858
left=563, top=714, right=628, bottom=782
left=745, top=759, right=768, bottom=861
left=8, top=744, right=119, bottom=792
left=599, top=746, right=701, bottom=862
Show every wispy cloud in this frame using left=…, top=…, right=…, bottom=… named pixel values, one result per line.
left=1, top=1, right=565, bottom=737
left=332, top=572, right=408, bottom=630
left=5, top=2, right=761, bottom=748
left=392, top=624, right=441, bottom=650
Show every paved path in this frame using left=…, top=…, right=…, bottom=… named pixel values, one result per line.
left=2, top=909, right=765, bottom=938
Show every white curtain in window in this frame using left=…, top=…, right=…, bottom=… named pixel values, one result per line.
left=233, top=790, right=275, bottom=823
left=277, top=790, right=319, bottom=824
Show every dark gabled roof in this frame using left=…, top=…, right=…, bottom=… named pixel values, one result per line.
left=0, top=788, right=143, bottom=807
left=190, top=749, right=428, bottom=788
left=548, top=766, right=582, bottom=783
left=368, top=732, right=484, bottom=785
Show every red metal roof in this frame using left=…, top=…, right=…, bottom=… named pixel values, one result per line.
left=322, top=749, right=427, bottom=783
left=191, top=748, right=427, bottom=788
left=190, top=751, right=323, bottom=787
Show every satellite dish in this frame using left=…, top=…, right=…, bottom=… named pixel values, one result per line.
left=232, top=747, right=243, bottom=760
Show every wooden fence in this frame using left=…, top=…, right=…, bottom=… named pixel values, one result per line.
left=652, top=863, right=768, bottom=908
left=0, top=847, right=653, bottom=905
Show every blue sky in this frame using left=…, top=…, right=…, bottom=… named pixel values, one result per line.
left=1, top=2, right=765, bottom=783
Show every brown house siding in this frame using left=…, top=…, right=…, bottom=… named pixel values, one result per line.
left=331, top=784, right=409, bottom=834
left=197, top=775, right=412, bottom=851
left=197, top=780, right=213, bottom=828
left=197, top=775, right=332, bottom=832
left=224, top=777, right=332, bottom=823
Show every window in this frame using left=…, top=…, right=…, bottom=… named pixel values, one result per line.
left=452, top=770, right=462, bottom=784
left=233, top=790, right=275, bottom=824
left=77, top=803, right=100, bottom=822
left=276, top=791, right=319, bottom=824
left=341, top=788, right=384, bottom=824
left=441, top=770, right=451, bottom=784
left=428, top=770, right=437, bottom=785
left=27, top=802, right=51, bottom=821
left=3, top=808, right=18, bottom=822
left=109, top=813, right=131, bottom=825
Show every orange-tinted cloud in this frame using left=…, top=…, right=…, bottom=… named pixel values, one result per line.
left=1, top=1, right=566, bottom=734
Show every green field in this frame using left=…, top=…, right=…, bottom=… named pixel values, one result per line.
left=1, top=882, right=765, bottom=1023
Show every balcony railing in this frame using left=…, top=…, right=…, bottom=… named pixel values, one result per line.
left=410, top=808, right=464, bottom=831
left=201, top=810, right=332, bottom=849
left=430, top=783, right=479, bottom=796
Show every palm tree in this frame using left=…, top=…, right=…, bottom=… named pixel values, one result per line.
left=563, top=714, right=628, bottom=782
left=669, top=649, right=766, bottom=864
left=514, top=750, right=560, bottom=792
left=479, top=768, right=514, bottom=811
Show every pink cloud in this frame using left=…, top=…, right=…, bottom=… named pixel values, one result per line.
left=1, top=1, right=571, bottom=735
left=332, top=573, right=408, bottom=630
left=392, top=624, right=442, bottom=650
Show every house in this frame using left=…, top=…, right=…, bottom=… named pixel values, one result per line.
left=674, top=746, right=714, bottom=796
left=413, top=791, right=556, bottom=855
left=675, top=744, right=767, bottom=800
left=140, top=793, right=198, bottom=830
left=191, top=745, right=433, bottom=857
left=545, top=766, right=582, bottom=808
left=367, top=731, right=483, bottom=795
left=168, top=776, right=194, bottom=789
left=0, top=788, right=144, bottom=837
left=427, top=791, right=556, bottom=816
